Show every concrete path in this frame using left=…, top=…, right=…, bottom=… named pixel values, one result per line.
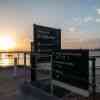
left=0, top=67, right=60, bottom=100
left=16, top=82, right=61, bottom=100
left=0, top=67, right=100, bottom=100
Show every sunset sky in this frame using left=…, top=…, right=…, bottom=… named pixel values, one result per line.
left=0, top=0, right=100, bottom=50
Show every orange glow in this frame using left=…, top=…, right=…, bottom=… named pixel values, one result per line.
left=0, top=35, right=16, bottom=51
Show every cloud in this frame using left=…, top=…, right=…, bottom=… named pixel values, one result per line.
left=96, top=18, right=100, bottom=23
left=73, top=16, right=100, bottom=24
left=68, top=27, right=76, bottom=32
left=96, top=8, right=100, bottom=15
left=73, top=16, right=93, bottom=25
left=73, top=17, right=82, bottom=25
left=83, top=16, right=93, bottom=23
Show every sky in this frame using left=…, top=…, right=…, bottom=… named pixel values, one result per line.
left=0, top=0, right=100, bottom=50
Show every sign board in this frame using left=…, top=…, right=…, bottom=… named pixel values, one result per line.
left=52, top=49, right=89, bottom=97
left=31, top=24, right=61, bottom=81
left=33, top=24, right=61, bottom=62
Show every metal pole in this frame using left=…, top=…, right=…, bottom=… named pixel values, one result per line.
left=24, top=53, right=27, bottom=81
left=92, top=57, right=96, bottom=100
left=17, top=53, right=19, bottom=65
left=14, top=57, right=17, bottom=78
left=30, top=53, right=37, bottom=82
left=50, top=54, right=53, bottom=95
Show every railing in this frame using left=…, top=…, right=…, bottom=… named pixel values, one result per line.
left=89, top=50, right=100, bottom=94
left=0, top=50, right=100, bottom=99
left=0, top=51, right=31, bottom=67
left=0, top=51, right=32, bottom=82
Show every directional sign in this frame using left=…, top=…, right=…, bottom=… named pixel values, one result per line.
left=33, top=24, right=61, bottom=62
left=31, top=25, right=61, bottom=81
left=52, top=49, right=89, bottom=97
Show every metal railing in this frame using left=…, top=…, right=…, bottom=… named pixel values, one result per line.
left=0, top=51, right=31, bottom=82
left=0, top=51, right=31, bottom=66
left=0, top=50, right=100, bottom=100
left=89, top=49, right=100, bottom=93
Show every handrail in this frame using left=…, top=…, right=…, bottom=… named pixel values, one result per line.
left=0, top=51, right=31, bottom=54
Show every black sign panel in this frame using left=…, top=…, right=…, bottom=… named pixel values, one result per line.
left=52, top=49, right=89, bottom=90
left=31, top=25, right=61, bottom=81
left=33, top=24, right=61, bottom=62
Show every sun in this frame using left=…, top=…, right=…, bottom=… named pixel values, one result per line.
left=0, top=35, right=16, bottom=51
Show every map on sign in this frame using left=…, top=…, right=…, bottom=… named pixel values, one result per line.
left=33, top=24, right=61, bottom=62
left=52, top=49, right=89, bottom=97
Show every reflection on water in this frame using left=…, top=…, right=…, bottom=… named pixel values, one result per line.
left=0, top=53, right=30, bottom=67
